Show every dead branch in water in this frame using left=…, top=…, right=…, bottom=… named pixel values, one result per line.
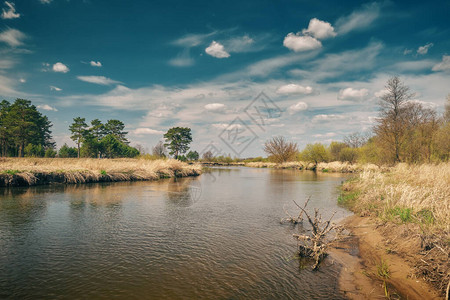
left=291, top=198, right=339, bottom=270
left=280, top=197, right=311, bottom=224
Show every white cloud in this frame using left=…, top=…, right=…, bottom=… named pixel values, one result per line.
left=77, top=75, right=121, bottom=85
left=37, top=104, right=58, bottom=111
left=1, top=1, right=20, bottom=19
left=50, top=86, right=62, bottom=91
left=40, top=0, right=52, bottom=4
left=283, top=33, right=321, bottom=52
left=212, top=123, right=242, bottom=130
left=172, top=31, right=217, bottom=47
left=52, top=62, right=69, bottom=73
left=432, top=55, right=450, bottom=71
left=313, top=132, right=337, bottom=138
left=302, top=18, right=336, bottom=39
left=132, top=128, right=165, bottom=135
left=338, top=87, right=369, bottom=101
left=288, top=102, right=308, bottom=114
left=205, top=41, right=230, bottom=58
left=392, top=59, right=435, bottom=72
left=276, top=84, right=313, bottom=95
left=374, top=89, right=388, bottom=98
left=312, top=114, right=346, bottom=122
left=19, top=78, right=25, bottom=83
left=225, top=35, right=254, bottom=52
left=90, top=61, right=102, bottom=67
left=403, top=49, right=412, bottom=55
left=205, top=103, right=226, bottom=112
left=0, top=28, right=26, bottom=47
left=336, top=2, right=381, bottom=34
left=169, top=48, right=194, bottom=67
left=417, top=43, right=433, bottom=55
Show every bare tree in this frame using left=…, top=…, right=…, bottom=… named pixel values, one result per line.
left=343, top=132, right=369, bottom=148
left=152, top=141, right=167, bottom=158
left=202, top=150, right=213, bottom=161
left=374, top=76, right=415, bottom=163
left=264, top=136, right=298, bottom=163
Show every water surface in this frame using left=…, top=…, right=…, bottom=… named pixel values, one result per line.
left=0, top=167, right=351, bottom=299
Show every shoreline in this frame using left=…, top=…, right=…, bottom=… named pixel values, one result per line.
left=0, top=158, right=202, bottom=187
left=331, top=214, right=442, bottom=299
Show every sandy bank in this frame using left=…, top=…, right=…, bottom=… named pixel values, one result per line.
left=331, top=215, right=443, bottom=299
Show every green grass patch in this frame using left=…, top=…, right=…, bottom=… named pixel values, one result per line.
left=377, top=258, right=390, bottom=279
left=337, top=190, right=360, bottom=207
left=2, top=169, right=21, bottom=175
left=385, top=206, right=412, bottom=223
left=415, top=209, right=435, bottom=225
left=100, top=170, right=107, bottom=176
left=321, top=168, right=329, bottom=173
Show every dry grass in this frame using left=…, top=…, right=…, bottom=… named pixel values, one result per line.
left=0, top=157, right=202, bottom=186
left=245, top=160, right=382, bottom=173
left=341, top=163, right=450, bottom=296
left=343, top=163, right=450, bottom=230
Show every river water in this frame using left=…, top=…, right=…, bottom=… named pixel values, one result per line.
left=0, top=167, right=352, bottom=299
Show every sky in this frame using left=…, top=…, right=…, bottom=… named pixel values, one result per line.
left=1, top=0, right=449, bottom=157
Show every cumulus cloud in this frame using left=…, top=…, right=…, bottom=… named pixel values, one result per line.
left=0, top=28, right=26, bottom=47
left=276, top=84, right=313, bottom=95
left=338, top=87, right=369, bottom=101
left=312, top=114, right=346, bottom=122
left=283, top=33, right=321, bottom=52
left=77, top=75, right=121, bottom=85
left=37, top=104, right=58, bottom=111
left=417, top=43, right=433, bottom=55
left=205, top=103, right=226, bottom=112
left=1, top=1, right=20, bottom=19
left=432, top=55, right=450, bottom=71
left=52, top=62, right=69, bottom=73
left=132, top=128, right=165, bottom=135
left=50, top=86, right=62, bottom=91
left=90, top=61, right=102, bottom=67
left=205, top=41, right=230, bottom=58
left=336, top=2, right=381, bottom=34
left=288, top=102, right=308, bottom=114
left=302, top=18, right=336, bottom=39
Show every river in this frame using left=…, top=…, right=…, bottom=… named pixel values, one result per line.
left=0, top=167, right=352, bottom=299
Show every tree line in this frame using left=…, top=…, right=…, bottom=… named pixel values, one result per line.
left=263, top=77, right=449, bottom=166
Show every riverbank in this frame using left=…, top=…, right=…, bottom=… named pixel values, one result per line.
left=0, top=158, right=202, bottom=187
left=202, top=161, right=382, bottom=173
left=335, top=163, right=449, bottom=299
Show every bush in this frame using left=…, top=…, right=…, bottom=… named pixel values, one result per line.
left=339, top=147, right=359, bottom=163
left=58, top=144, right=78, bottom=158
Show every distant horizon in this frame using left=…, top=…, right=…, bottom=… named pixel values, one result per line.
left=1, top=0, right=449, bottom=157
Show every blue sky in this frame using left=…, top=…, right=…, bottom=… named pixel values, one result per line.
left=1, top=0, right=449, bottom=157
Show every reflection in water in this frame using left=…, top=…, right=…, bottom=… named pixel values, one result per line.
left=0, top=167, right=350, bottom=299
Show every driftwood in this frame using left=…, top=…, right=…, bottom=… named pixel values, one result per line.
left=280, top=197, right=311, bottom=224
left=291, top=198, right=340, bottom=270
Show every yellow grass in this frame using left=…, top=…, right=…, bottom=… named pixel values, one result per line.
left=0, top=158, right=202, bottom=185
left=245, top=160, right=382, bottom=173
left=343, top=162, right=450, bottom=229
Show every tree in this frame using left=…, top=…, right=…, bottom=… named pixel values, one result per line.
left=202, top=150, right=213, bottom=161
left=300, top=143, right=329, bottom=168
left=329, top=141, right=348, bottom=161
left=343, top=132, right=369, bottom=148
left=152, top=141, right=167, bottom=158
left=58, top=144, right=78, bottom=158
left=263, top=136, right=298, bottom=163
left=104, top=119, right=128, bottom=144
left=186, top=150, right=199, bottom=161
left=339, top=147, right=359, bottom=163
left=374, top=76, right=415, bottom=163
left=164, top=127, right=192, bottom=159
left=69, top=117, right=88, bottom=158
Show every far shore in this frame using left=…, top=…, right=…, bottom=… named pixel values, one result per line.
left=0, top=158, right=202, bottom=187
